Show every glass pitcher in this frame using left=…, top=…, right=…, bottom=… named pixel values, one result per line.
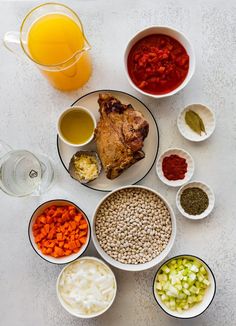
left=0, top=140, right=54, bottom=197
left=3, top=3, right=92, bottom=91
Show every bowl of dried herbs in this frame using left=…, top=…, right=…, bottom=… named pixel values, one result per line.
left=176, top=181, right=215, bottom=220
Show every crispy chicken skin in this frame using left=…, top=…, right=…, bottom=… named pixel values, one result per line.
left=94, top=93, right=149, bottom=179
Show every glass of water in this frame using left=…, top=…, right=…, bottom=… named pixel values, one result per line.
left=0, top=140, right=54, bottom=197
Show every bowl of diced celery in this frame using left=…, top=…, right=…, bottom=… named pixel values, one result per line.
left=153, top=255, right=216, bottom=318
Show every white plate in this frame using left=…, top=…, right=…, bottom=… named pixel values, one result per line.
left=57, top=90, right=159, bottom=192
left=176, top=181, right=215, bottom=220
left=156, top=148, right=194, bottom=187
left=177, top=104, right=216, bottom=142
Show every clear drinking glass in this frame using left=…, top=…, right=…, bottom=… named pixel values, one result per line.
left=0, top=141, right=54, bottom=197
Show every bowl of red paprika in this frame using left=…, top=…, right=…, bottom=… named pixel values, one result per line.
left=156, top=148, right=194, bottom=187
left=124, top=26, right=195, bottom=98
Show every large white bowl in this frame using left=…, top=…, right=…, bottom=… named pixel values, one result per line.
left=92, top=185, right=176, bottom=271
left=56, top=256, right=117, bottom=318
left=153, top=255, right=216, bottom=319
left=124, top=26, right=195, bottom=99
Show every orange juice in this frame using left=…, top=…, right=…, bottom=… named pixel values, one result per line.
left=27, top=14, right=92, bottom=90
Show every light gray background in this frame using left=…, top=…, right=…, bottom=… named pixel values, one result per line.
left=0, top=0, right=236, bottom=325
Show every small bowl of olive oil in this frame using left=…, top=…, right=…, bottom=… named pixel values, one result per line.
left=58, top=106, right=96, bottom=147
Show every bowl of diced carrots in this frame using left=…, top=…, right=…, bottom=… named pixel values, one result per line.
left=28, top=199, right=91, bottom=264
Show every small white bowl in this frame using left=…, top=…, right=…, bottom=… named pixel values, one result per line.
left=28, top=199, right=91, bottom=264
left=176, top=181, right=215, bottom=220
left=57, top=106, right=96, bottom=147
left=153, top=255, right=216, bottom=319
left=156, top=148, right=194, bottom=187
left=177, top=104, right=216, bottom=142
left=56, top=256, right=117, bottom=318
left=92, top=185, right=176, bottom=272
left=124, top=25, right=195, bottom=99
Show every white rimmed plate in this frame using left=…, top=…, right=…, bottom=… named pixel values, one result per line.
left=156, top=148, right=194, bottom=187
left=176, top=181, right=215, bottom=220
left=177, top=104, right=216, bottom=142
left=57, top=90, right=159, bottom=192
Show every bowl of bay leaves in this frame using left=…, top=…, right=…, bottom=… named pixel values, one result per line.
left=177, top=104, right=216, bottom=142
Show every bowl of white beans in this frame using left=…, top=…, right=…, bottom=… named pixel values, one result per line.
left=92, top=185, right=176, bottom=271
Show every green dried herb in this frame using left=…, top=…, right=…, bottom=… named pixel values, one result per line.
left=185, top=110, right=206, bottom=135
left=180, top=187, right=209, bottom=215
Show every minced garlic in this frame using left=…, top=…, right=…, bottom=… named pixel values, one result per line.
left=73, top=154, right=99, bottom=182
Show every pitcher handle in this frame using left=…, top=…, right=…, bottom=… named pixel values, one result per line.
left=3, top=31, right=22, bottom=56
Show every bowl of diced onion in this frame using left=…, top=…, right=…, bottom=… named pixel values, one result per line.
left=56, top=256, right=117, bottom=318
left=153, top=255, right=216, bottom=318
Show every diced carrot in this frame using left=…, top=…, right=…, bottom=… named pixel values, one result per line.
left=32, top=204, right=86, bottom=259
left=79, top=224, right=88, bottom=230
left=78, top=231, right=87, bottom=238
left=79, top=237, right=87, bottom=244
left=74, top=214, right=82, bottom=223
left=44, top=224, right=50, bottom=234
left=58, top=241, right=64, bottom=248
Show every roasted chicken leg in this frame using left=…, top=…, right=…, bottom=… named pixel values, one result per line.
left=95, top=93, right=149, bottom=179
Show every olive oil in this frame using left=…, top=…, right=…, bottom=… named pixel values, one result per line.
left=60, top=109, right=95, bottom=145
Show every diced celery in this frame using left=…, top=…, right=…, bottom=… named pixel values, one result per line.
left=162, top=265, right=170, bottom=273
left=203, top=279, right=210, bottom=286
left=183, top=282, right=189, bottom=289
left=200, top=266, right=207, bottom=274
left=161, top=294, right=168, bottom=301
left=196, top=295, right=203, bottom=302
left=183, top=289, right=190, bottom=296
left=155, top=257, right=210, bottom=313
left=193, top=259, right=201, bottom=268
left=156, top=282, right=162, bottom=290
left=176, top=284, right=182, bottom=291
left=189, top=286, right=198, bottom=294
left=190, top=265, right=199, bottom=273
left=189, top=273, right=196, bottom=281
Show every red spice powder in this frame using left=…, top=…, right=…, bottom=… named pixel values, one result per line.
left=162, top=154, right=188, bottom=180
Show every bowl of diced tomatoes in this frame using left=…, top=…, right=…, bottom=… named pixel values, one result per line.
left=28, top=199, right=91, bottom=264
left=124, top=26, right=195, bottom=99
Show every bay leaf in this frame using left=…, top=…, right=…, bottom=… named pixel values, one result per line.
left=185, top=110, right=202, bottom=135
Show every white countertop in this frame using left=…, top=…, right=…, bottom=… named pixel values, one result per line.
left=1, top=0, right=236, bottom=325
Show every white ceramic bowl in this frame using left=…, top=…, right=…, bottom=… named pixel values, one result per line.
left=124, top=26, right=195, bottom=99
left=156, top=148, right=194, bottom=187
left=177, top=104, right=216, bottom=142
left=153, top=255, right=216, bottom=319
left=28, top=199, right=91, bottom=264
left=92, top=185, right=176, bottom=271
left=56, top=256, right=117, bottom=318
left=176, top=181, right=215, bottom=220
left=57, top=106, right=96, bottom=147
